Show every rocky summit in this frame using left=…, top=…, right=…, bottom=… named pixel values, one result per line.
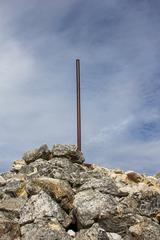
left=0, top=144, right=160, bottom=240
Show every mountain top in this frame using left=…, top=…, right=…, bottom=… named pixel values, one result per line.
left=0, top=144, right=160, bottom=240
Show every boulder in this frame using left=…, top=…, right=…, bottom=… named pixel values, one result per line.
left=32, top=177, right=74, bottom=211
left=11, top=159, right=26, bottom=172
left=1, top=178, right=27, bottom=198
left=128, top=219, right=160, bottom=239
left=0, top=197, right=26, bottom=219
left=0, top=218, right=20, bottom=240
left=20, top=218, right=72, bottom=240
left=78, top=177, right=122, bottom=196
left=23, top=144, right=51, bottom=164
left=52, top=144, right=85, bottom=163
left=73, top=189, right=117, bottom=228
left=19, top=191, right=71, bottom=228
left=75, top=223, right=109, bottom=240
left=125, top=171, right=143, bottom=183
left=0, top=176, right=6, bottom=187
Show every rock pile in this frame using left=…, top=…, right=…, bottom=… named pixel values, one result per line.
left=0, top=144, right=160, bottom=240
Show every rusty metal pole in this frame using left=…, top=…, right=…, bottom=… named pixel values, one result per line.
left=76, top=59, right=81, bottom=151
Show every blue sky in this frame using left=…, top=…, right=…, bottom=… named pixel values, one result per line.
left=0, top=0, right=160, bottom=175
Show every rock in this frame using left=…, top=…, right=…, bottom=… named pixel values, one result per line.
left=0, top=197, right=26, bottom=218
left=73, top=189, right=117, bottom=228
left=75, top=223, right=109, bottom=240
left=0, top=172, right=16, bottom=181
left=122, top=190, right=160, bottom=218
left=52, top=144, right=85, bottom=163
left=20, top=219, right=72, bottom=240
left=125, top=171, right=142, bottom=183
left=2, top=178, right=27, bottom=198
left=78, top=177, right=121, bottom=196
left=23, top=144, right=51, bottom=164
left=22, top=157, right=86, bottom=186
left=32, top=177, right=74, bottom=211
left=155, top=172, right=160, bottom=179
left=156, top=212, right=160, bottom=223
left=67, top=229, right=76, bottom=238
left=20, top=191, right=71, bottom=228
left=107, top=232, right=123, bottom=240
left=0, top=143, right=160, bottom=239
left=0, top=218, right=20, bottom=240
left=99, top=209, right=144, bottom=237
left=0, top=176, right=6, bottom=187
left=11, top=159, right=26, bottom=172
left=129, top=219, right=160, bottom=239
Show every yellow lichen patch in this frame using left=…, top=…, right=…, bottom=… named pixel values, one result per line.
left=16, top=183, right=27, bottom=198
left=48, top=218, right=63, bottom=232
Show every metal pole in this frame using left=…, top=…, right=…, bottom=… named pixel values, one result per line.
left=76, top=59, right=81, bottom=151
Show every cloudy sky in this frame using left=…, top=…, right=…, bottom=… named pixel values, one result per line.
left=0, top=0, right=160, bottom=175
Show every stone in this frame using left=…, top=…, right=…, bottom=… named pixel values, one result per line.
left=73, top=189, right=117, bottom=228
left=11, top=159, right=26, bottom=172
left=0, top=176, right=6, bottom=187
left=20, top=191, right=71, bottom=228
left=0, top=197, right=26, bottom=218
left=0, top=143, right=160, bottom=239
left=155, top=172, right=160, bottom=179
left=125, top=171, right=142, bottom=183
left=107, top=232, right=123, bottom=240
left=32, top=177, right=74, bottom=211
left=52, top=144, right=85, bottom=163
left=122, top=190, right=160, bottom=218
left=156, top=212, right=160, bottom=223
left=20, top=219, right=72, bottom=240
left=67, top=229, right=76, bottom=238
left=24, top=157, right=86, bottom=186
left=23, top=144, right=51, bottom=164
left=78, top=177, right=121, bottom=196
left=75, top=223, right=109, bottom=240
left=2, top=178, right=27, bottom=198
left=129, top=219, right=160, bottom=239
left=0, top=218, right=20, bottom=240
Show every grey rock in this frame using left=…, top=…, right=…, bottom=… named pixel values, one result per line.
left=2, top=178, right=27, bottom=198
left=0, top=218, right=20, bottom=240
left=0, top=176, right=6, bottom=187
left=0, top=172, right=16, bottom=181
left=20, top=219, right=72, bottom=240
left=22, top=157, right=86, bottom=186
left=11, top=159, right=26, bottom=172
left=78, top=177, right=122, bottom=196
left=73, top=189, right=117, bottom=228
left=52, top=144, right=85, bottom=163
left=67, top=229, right=76, bottom=237
left=23, top=144, right=51, bottom=164
left=20, top=191, right=71, bottom=228
left=0, top=144, right=160, bottom=239
left=122, top=191, right=160, bottom=218
left=107, top=232, right=123, bottom=240
left=128, top=218, right=160, bottom=239
left=0, top=197, right=26, bottom=218
left=98, top=211, right=144, bottom=237
left=75, top=223, right=109, bottom=240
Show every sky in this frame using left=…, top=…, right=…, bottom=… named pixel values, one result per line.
left=0, top=0, right=160, bottom=175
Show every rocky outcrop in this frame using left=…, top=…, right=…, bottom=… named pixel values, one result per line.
left=0, top=144, right=160, bottom=239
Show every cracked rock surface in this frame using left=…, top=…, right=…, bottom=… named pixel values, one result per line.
left=0, top=144, right=160, bottom=239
